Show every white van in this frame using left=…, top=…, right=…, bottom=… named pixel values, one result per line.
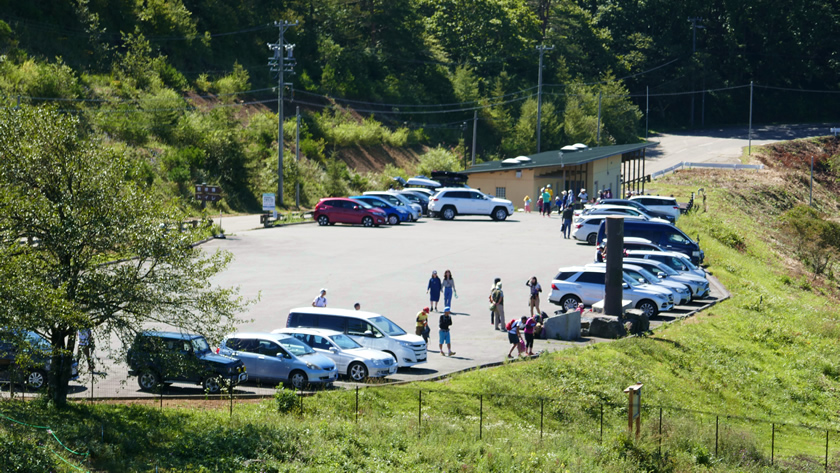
left=284, top=307, right=427, bottom=367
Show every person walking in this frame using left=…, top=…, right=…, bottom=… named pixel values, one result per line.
left=491, top=282, right=505, bottom=330
left=578, top=188, right=588, bottom=204
left=526, top=276, right=542, bottom=317
left=542, top=187, right=552, bottom=217
left=537, top=189, right=544, bottom=216
left=442, top=270, right=457, bottom=310
left=489, top=277, right=501, bottom=324
left=416, top=307, right=430, bottom=344
left=507, top=316, right=525, bottom=358
left=524, top=195, right=531, bottom=213
left=524, top=314, right=537, bottom=355
left=438, top=307, right=455, bottom=356
left=562, top=206, right=574, bottom=239
left=426, top=270, right=442, bottom=311
left=312, top=289, right=328, bottom=307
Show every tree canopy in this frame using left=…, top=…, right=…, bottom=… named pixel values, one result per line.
left=0, top=106, right=249, bottom=406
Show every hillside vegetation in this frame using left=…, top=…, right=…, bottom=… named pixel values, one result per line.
left=2, top=1, right=840, bottom=212
left=2, top=139, right=840, bottom=471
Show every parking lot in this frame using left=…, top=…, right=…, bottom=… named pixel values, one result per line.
left=58, top=211, right=722, bottom=398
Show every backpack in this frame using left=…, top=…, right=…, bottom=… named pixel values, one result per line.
left=505, top=319, right=516, bottom=331
left=491, top=289, right=502, bottom=303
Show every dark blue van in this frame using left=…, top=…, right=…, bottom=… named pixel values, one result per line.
left=596, top=220, right=704, bottom=264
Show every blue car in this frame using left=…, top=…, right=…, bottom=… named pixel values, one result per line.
left=350, top=195, right=410, bottom=225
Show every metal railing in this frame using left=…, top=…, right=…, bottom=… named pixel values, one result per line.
left=651, top=162, right=765, bottom=180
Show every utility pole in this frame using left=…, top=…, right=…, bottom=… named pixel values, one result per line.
left=688, top=17, right=704, bottom=128
left=471, top=110, right=478, bottom=166
left=268, top=20, right=298, bottom=207
left=461, top=121, right=468, bottom=170
left=295, top=106, right=301, bottom=208
left=596, top=91, right=602, bottom=146
left=535, top=45, right=554, bottom=153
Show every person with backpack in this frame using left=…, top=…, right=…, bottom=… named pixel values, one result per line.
left=507, top=316, right=525, bottom=358
left=490, top=282, right=505, bottom=331
left=489, top=277, right=501, bottom=324
left=524, top=314, right=537, bottom=356
left=438, top=306, right=455, bottom=356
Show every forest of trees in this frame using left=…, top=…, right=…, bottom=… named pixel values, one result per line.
left=0, top=0, right=838, bottom=210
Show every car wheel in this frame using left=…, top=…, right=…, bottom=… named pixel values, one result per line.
left=388, top=214, right=399, bottom=225
left=26, top=370, right=46, bottom=390
left=137, top=370, right=160, bottom=391
left=636, top=300, right=658, bottom=318
left=290, top=370, right=308, bottom=390
left=203, top=375, right=223, bottom=394
left=362, top=216, right=374, bottom=227
left=441, top=207, right=456, bottom=220
left=317, top=215, right=329, bottom=226
left=559, top=295, right=581, bottom=312
left=348, top=362, right=369, bottom=382
left=492, top=207, right=508, bottom=221
left=586, top=233, right=597, bottom=245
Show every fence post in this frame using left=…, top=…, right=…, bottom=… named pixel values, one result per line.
left=418, top=390, right=422, bottom=436
left=715, top=415, right=719, bottom=457
left=600, top=402, right=604, bottom=444
left=540, top=398, right=544, bottom=440
left=479, top=395, right=483, bottom=440
left=826, top=430, right=829, bottom=473
left=659, top=407, right=662, bottom=457
left=355, top=386, right=359, bottom=423
left=771, top=423, right=775, bottom=465
left=229, top=385, right=233, bottom=418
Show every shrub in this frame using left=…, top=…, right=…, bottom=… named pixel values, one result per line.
left=274, top=385, right=299, bottom=413
left=415, top=146, right=463, bottom=176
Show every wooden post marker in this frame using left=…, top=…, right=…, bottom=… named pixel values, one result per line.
left=624, top=382, right=643, bottom=440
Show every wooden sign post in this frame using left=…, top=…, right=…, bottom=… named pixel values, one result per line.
left=624, top=382, right=643, bottom=440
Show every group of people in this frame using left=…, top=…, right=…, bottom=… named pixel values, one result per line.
left=489, top=276, right=547, bottom=358
left=523, top=186, right=594, bottom=217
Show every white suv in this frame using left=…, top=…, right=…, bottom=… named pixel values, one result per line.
left=429, top=188, right=514, bottom=221
left=629, top=195, right=681, bottom=221
left=547, top=265, right=673, bottom=317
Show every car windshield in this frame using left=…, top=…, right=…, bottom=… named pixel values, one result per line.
left=623, top=274, right=642, bottom=287
left=330, top=334, right=362, bottom=350
left=368, top=316, right=406, bottom=336
left=679, top=257, right=698, bottom=270
left=279, top=337, right=314, bottom=356
left=626, top=269, right=653, bottom=284
left=636, top=267, right=661, bottom=283
left=191, top=337, right=210, bottom=353
left=651, top=263, right=679, bottom=276
left=389, top=194, right=412, bottom=206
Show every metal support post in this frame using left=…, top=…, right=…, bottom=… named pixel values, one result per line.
left=355, top=386, right=359, bottom=423
left=596, top=91, right=602, bottom=146
left=771, top=423, right=775, bottom=465
left=418, top=390, right=422, bottom=435
left=479, top=395, right=483, bottom=440
left=295, top=106, right=301, bottom=208
left=715, top=415, right=719, bottom=456
left=540, top=398, right=544, bottom=439
left=748, top=81, right=754, bottom=154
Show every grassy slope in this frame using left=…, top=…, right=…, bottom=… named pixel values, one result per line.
left=2, top=149, right=840, bottom=472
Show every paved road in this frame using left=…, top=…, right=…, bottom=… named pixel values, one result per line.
left=644, top=123, right=832, bottom=175
left=58, top=212, right=720, bottom=399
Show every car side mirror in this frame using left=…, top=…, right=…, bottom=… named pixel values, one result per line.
left=364, top=331, right=375, bottom=338
left=330, top=347, right=339, bottom=354
left=657, top=272, right=667, bottom=278
left=637, top=278, right=645, bottom=284
left=622, top=282, right=630, bottom=289
left=353, top=205, right=360, bottom=210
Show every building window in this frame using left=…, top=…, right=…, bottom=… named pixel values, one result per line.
left=495, top=187, right=506, bottom=199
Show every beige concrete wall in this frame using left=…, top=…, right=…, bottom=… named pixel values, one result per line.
left=591, top=155, right=621, bottom=196
left=466, top=169, right=538, bottom=210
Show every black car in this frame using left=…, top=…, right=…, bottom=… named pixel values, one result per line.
left=596, top=198, right=676, bottom=223
left=127, top=331, right=247, bottom=394
left=0, top=330, right=78, bottom=390
left=398, top=190, right=429, bottom=216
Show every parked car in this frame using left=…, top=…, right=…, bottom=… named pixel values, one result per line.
left=626, top=250, right=706, bottom=278
left=350, top=195, right=410, bottom=225
left=582, top=205, right=670, bottom=223
left=592, top=198, right=676, bottom=223
left=313, top=198, right=387, bottom=227
left=629, top=195, right=682, bottom=221
left=363, top=192, right=422, bottom=221
left=428, top=188, right=514, bottom=221
left=573, top=215, right=646, bottom=245
left=127, top=331, right=247, bottom=394
left=596, top=220, right=705, bottom=264
left=402, top=188, right=434, bottom=197
left=547, top=265, right=673, bottom=317
left=0, top=330, right=79, bottom=390
left=274, top=327, right=397, bottom=382
left=623, top=258, right=710, bottom=299
left=398, top=190, right=429, bottom=216
left=595, top=237, right=664, bottom=262
left=285, top=308, right=426, bottom=368
left=587, top=262, right=691, bottom=305
left=218, top=332, right=337, bottom=389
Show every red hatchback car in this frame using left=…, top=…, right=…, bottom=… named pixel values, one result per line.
left=314, top=198, right=387, bottom=227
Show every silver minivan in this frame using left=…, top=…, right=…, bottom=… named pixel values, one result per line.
left=218, top=332, right=338, bottom=389
left=285, top=308, right=427, bottom=368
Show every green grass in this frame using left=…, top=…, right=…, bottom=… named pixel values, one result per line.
left=3, top=168, right=840, bottom=471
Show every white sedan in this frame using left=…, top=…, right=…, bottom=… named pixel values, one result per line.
left=273, top=327, right=397, bottom=382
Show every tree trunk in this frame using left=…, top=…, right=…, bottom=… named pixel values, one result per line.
left=48, top=329, right=74, bottom=407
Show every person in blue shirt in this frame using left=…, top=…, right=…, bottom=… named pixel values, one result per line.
left=426, top=270, right=442, bottom=312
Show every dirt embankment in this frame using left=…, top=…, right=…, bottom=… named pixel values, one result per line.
left=336, top=144, right=427, bottom=173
